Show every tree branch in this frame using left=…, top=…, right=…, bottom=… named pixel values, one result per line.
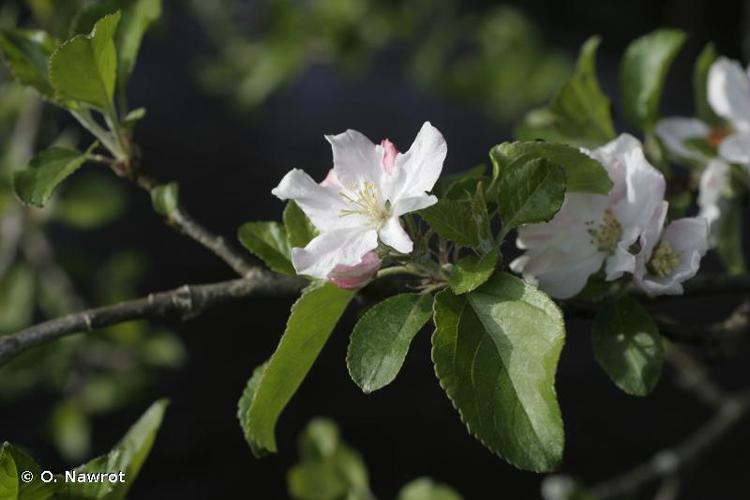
left=0, top=269, right=305, bottom=367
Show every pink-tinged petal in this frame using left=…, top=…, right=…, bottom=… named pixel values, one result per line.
left=511, top=246, right=606, bottom=299
left=655, top=117, right=710, bottom=160
left=382, top=122, right=447, bottom=202
left=718, top=131, right=750, bottom=165
left=698, top=160, right=730, bottom=242
left=585, top=134, right=642, bottom=203
left=380, top=139, right=399, bottom=174
left=378, top=216, right=413, bottom=254
left=708, top=57, right=750, bottom=131
left=320, top=168, right=342, bottom=189
left=292, top=227, right=378, bottom=280
left=272, top=169, right=359, bottom=232
left=391, top=194, right=437, bottom=216
left=326, top=129, right=384, bottom=190
left=327, top=251, right=381, bottom=289
left=611, top=146, right=665, bottom=231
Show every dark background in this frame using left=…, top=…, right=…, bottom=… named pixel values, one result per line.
left=3, top=0, right=750, bottom=498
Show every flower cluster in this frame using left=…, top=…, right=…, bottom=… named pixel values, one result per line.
left=511, top=134, right=709, bottom=298
left=272, top=122, right=447, bottom=288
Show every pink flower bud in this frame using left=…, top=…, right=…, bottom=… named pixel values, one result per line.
left=327, top=251, right=381, bottom=289
left=380, top=139, right=399, bottom=174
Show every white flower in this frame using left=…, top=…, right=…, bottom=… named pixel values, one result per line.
left=698, top=159, right=731, bottom=245
left=655, top=117, right=711, bottom=161
left=708, top=57, right=750, bottom=166
left=272, top=122, right=446, bottom=280
left=511, top=134, right=666, bottom=299
left=634, top=206, right=709, bottom=296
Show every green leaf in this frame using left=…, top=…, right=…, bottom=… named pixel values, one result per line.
left=243, top=283, right=354, bottom=456
left=592, top=297, right=663, bottom=396
left=433, top=164, right=487, bottom=199
left=447, top=249, right=499, bottom=295
left=51, top=399, right=91, bottom=462
left=694, top=43, right=722, bottom=125
left=347, top=293, right=433, bottom=393
left=490, top=141, right=612, bottom=194
left=287, top=418, right=371, bottom=500
left=620, top=29, right=686, bottom=131
left=432, top=272, right=565, bottom=471
left=49, top=12, right=121, bottom=110
left=13, top=146, right=92, bottom=207
left=0, top=443, right=19, bottom=500
left=57, top=399, right=168, bottom=499
left=54, top=174, right=126, bottom=229
left=716, top=197, right=746, bottom=275
left=283, top=201, right=317, bottom=248
left=397, top=478, right=464, bottom=500
left=238, top=221, right=295, bottom=275
left=516, top=36, right=615, bottom=147
left=0, top=442, right=55, bottom=500
left=0, top=264, right=34, bottom=333
left=72, top=0, right=162, bottom=92
left=0, top=29, right=58, bottom=97
left=122, top=107, right=146, bottom=128
left=419, top=186, right=491, bottom=249
left=497, top=157, right=565, bottom=235
left=238, top=361, right=269, bottom=457
left=150, top=182, right=178, bottom=217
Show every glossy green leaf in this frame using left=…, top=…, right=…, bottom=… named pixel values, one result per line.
left=397, top=478, right=463, bottom=500
left=49, top=12, right=121, bottom=110
left=490, top=141, right=612, bottom=194
left=288, top=418, right=371, bottom=500
left=620, top=29, right=686, bottom=130
left=592, top=298, right=663, bottom=396
left=244, top=283, right=354, bottom=455
left=717, top=197, right=746, bottom=275
left=283, top=201, right=317, bottom=248
left=55, top=174, right=126, bottom=229
left=0, top=442, right=55, bottom=500
left=497, top=157, right=565, bottom=235
left=347, top=293, right=433, bottom=393
left=238, top=361, right=269, bottom=457
left=238, top=221, right=295, bottom=275
left=516, top=36, right=615, bottom=147
left=447, top=249, right=499, bottom=295
left=150, top=182, right=178, bottom=217
left=13, top=146, right=92, bottom=207
left=0, top=29, right=58, bottom=97
left=56, top=398, right=168, bottom=499
left=419, top=186, right=491, bottom=249
left=432, top=272, right=565, bottom=471
left=433, top=164, right=487, bottom=199
left=694, top=43, right=721, bottom=125
left=0, top=443, right=19, bottom=500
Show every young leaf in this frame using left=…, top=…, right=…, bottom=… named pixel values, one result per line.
left=433, top=164, right=487, bottom=199
left=447, top=249, right=499, bottom=295
left=244, top=283, right=354, bottom=456
left=694, top=43, right=722, bottom=126
left=620, top=29, right=686, bottom=131
left=0, top=442, right=56, bottom=499
left=592, top=298, right=663, bottom=396
left=516, top=36, right=615, bottom=147
left=238, top=222, right=295, bottom=275
left=237, top=361, right=269, bottom=457
left=284, top=201, right=317, bottom=248
left=716, top=197, right=746, bottom=274
left=432, top=272, right=565, bottom=472
left=56, top=399, right=169, bottom=499
left=419, top=186, right=491, bottom=249
left=13, top=146, right=92, bottom=207
left=49, top=12, right=121, bottom=110
left=0, top=264, right=34, bottom=332
left=490, top=141, right=612, bottom=194
left=497, top=157, right=565, bottom=234
left=397, top=478, right=464, bottom=500
left=150, top=182, right=178, bottom=217
left=347, top=293, right=433, bottom=393
left=0, top=29, right=58, bottom=97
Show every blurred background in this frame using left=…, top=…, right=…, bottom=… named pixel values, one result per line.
left=1, top=0, right=750, bottom=498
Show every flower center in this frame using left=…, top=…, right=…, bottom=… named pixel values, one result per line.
left=339, top=182, right=389, bottom=227
left=647, top=240, right=680, bottom=277
left=707, top=125, right=733, bottom=147
left=587, top=209, right=622, bottom=251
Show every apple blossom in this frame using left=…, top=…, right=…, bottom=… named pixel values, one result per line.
left=510, top=134, right=665, bottom=299
left=326, top=251, right=382, bottom=289
left=708, top=57, right=750, bottom=166
left=698, top=159, right=731, bottom=245
left=272, top=122, right=447, bottom=281
left=655, top=117, right=712, bottom=162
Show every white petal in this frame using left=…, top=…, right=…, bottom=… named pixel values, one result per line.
left=517, top=246, right=606, bottom=299
left=718, top=131, right=750, bottom=165
left=326, top=129, right=383, bottom=190
left=698, top=160, right=730, bottom=235
left=708, top=57, right=750, bottom=131
left=611, top=146, right=665, bottom=231
left=392, top=195, right=437, bottom=216
left=655, top=117, right=710, bottom=160
left=382, top=122, right=447, bottom=202
left=272, top=169, right=357, bottom=232
left=378, top=216, right=413, bottom=253
left=291, top=227, right=378, bottom=279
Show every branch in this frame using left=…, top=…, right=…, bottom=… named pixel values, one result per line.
left=0, top=269, right=305, bottom=367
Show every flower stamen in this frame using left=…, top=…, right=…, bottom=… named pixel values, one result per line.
left=648, top=240, right=681, bottom=277
left=587, top=209, right=622, bottom=251
left=339, top=182, right=389, bottom=227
